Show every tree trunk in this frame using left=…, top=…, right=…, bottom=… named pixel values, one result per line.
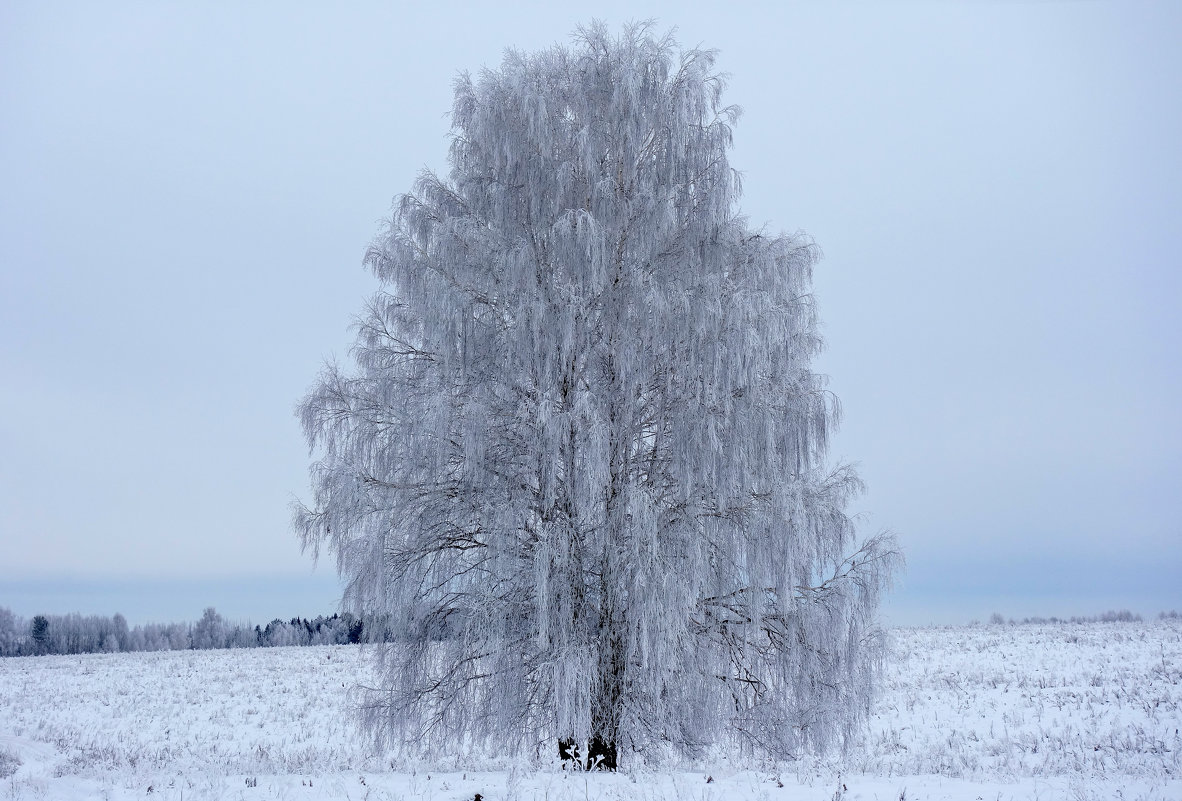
left=589, top=543, right=624, bottom=770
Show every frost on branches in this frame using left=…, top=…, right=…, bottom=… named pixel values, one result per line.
left=296, top=22, right=899, bottom=767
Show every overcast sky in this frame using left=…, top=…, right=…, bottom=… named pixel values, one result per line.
left=1, top=1, right=1178, bottom=627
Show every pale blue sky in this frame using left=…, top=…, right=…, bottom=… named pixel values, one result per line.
left=1, top=2, right=1179, bottom=626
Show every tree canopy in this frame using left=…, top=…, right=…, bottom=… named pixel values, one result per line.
left=297, top=21, right=899, bottom=766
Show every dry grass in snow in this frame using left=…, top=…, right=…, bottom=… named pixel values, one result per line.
left=1, top=620, right=1179, bottom=800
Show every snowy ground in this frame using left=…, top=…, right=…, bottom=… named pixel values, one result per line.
left=0, top=621, right=1178, bottom=800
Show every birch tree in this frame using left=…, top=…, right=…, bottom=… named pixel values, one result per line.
left=297, top=22, right=899, bottom=766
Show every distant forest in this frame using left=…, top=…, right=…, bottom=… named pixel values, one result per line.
left=0, top=606, right=1177, bottom=658
left=0, top=606, right=385, bottom=657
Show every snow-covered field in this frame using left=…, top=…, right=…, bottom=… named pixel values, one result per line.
left=1, top=621, right=1179, bottom=800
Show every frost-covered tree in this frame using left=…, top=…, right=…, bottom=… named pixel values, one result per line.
left=0, top=607, right=22, bottom=657
left=297, top=22, right=898, bottom=766
left=191, top=607, right=227, bottom=650
left=112, top=613, right=130, bottom=652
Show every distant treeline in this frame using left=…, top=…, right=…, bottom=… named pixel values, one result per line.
left=982, top=609, right=1181, bottom=626
left=0, top=606, right=392, bottom=657
left=4, top=606, right=1178, bottom=657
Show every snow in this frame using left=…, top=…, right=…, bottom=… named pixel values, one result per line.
left=0, top=620, right=1179, bottom=800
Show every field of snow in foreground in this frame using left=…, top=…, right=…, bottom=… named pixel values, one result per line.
left=0, top=621, right=1178, bottom=800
